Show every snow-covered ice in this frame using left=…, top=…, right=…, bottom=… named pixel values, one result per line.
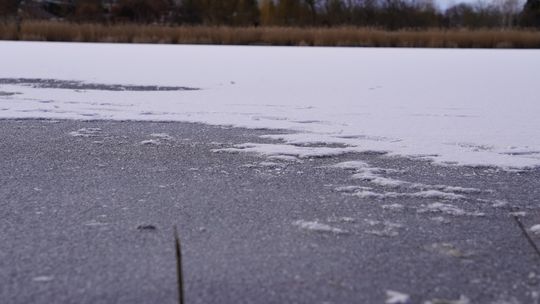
left=417, top=202, right=485, bottom=217
left=140, top=139, right=161, bottom=146
left=1, top=42, right=540, bottom=168
left=425, top=295, right=471, bottom=304
left=529, top=224, right=540, bottom=235
left=410, top=190, right=465, bottom=200
left=83, top=219, right=109, bottom=227
left=385, top=290, right=411, bottom=304
left=331, top=161, right=476, bottom=200
left=509, top=211, right=527, bottom=217
left=32, top=276, right=54, bottom=282
left=382, top=203, right=405, bottom=211
left=364, top=219, right=403, bottom=237
left=425, top=242, right=471, bottom=259
left=352, top=190, right=466, bottom=200
left=293, top=220, right=348, bottom=234
left=327, top=216, right=356, bottom=223
left=334, top=185, right=373, bottom=193
left=491, top=200, right=509, bottom=208
left=150, top=133, right=174, bottom=141
left=69, top=128, right=102, bottom=137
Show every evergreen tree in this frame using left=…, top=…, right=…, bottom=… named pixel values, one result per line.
left=522, top=0, right=540, bottom=27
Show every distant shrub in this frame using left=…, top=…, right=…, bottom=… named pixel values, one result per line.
left=1, top=20, right=540, bottom=48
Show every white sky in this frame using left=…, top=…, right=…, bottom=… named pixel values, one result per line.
left=436, top=0, right=526, bottom=10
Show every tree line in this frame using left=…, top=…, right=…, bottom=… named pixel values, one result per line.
left=0, top=0, right=539, bottom=28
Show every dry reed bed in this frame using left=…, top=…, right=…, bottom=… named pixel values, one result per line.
left=1, top=21, right=540, bottom=48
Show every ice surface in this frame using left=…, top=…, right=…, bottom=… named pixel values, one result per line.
left=1, top=42, right=539, bottom=168
left=425, top=242, right=471, bottom=258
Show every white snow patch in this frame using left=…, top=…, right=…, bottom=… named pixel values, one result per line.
left=140, top=139, right=161, bottom=146
left=352, top=190, right=465, bottom=200
left=327, top=216, right=356, bottom=223
left=332, top=161, right=370, bottom=170
left=430, top=185, right=482, bottom=194
left=529, top=225, right=540, bottom=235
left=334, top=185, right=373, bottom=193
left=490, top=297, right=522, bottom=304
left=293, top=220, right=347, bottom=235
left=69, top=128, right=101, bottom=137
left=84, top=220, right=108, bottom=226
left=509, top=211, right=527, bottom=217
left=385, top=290, right=411, bottom=304
left=425, top=295, right=471, bottom=304
left=353, top=190, right=394, bottom=199
left=425, top=242, right=471, bottom=258
left=333, top=161, right=477, bottom=200
left=267, top=155, right=302, bottom=162
left=259, top=161, right=286, bottom=168
left=32, top=276, right=54, bottom=282
left=382, top=204, right=405, bottom=211
left=418, top=203, right=485, bottom=217
left=410, top=190, right=465, bottom=200
left=350, top=171, right=381, bottom=181
left=2, top=43, right=540, bottom=169
left=532, top=291, right=540, bottom=302
left=430, top=216, right=451, bottom=224
left=214, top=143, right=353, bottom=158
left=370, top=177, right=410, bottom=188
left=491, top=200, right=509, bottom=208
left=365, top=220, right=403, bottom=237
left=150, top=133, right=173, bottom=140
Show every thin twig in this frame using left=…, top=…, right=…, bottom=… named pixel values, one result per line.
left=174, top=225, right=185, bottom=304
left=512, top=214, right=540, bottom=260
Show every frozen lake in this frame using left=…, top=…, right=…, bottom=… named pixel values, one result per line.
left=1, top=42, right=539, bottom=169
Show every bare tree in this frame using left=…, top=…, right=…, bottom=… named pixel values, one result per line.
left=495, top=0, right=520, bottom=27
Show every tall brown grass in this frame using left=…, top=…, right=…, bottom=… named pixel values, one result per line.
left=1, top=20, right=540, bottom=48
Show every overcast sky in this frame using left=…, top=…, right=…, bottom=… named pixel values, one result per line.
left=436, top=0, right=526, bottom=10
